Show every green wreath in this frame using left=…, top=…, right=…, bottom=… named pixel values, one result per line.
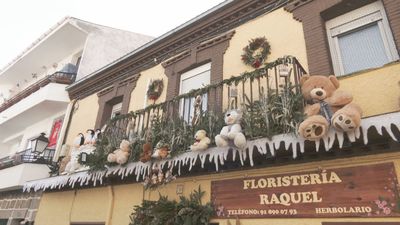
left=147, top=79, right=164, bottom=101
left=241, top=37, right=271, bottom=68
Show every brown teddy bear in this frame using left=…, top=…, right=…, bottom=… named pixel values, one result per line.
left=298, top=75, right=362, bottom=141
left=140, top=143, right=152, bottom=163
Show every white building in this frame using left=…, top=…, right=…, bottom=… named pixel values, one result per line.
left=0, top=17, right=153, bottom=225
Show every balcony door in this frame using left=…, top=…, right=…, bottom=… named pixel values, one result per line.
left=179, top=63, right=211, bottom=123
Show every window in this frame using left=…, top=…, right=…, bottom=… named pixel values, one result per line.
left=110, top=102, right=122, bottom=118
left=179, top=63, right=211, bottom=122
left=326, top=1, right=399, bottom=76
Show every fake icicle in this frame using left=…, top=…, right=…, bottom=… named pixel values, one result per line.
left=24, top=112, right=400, bottom=192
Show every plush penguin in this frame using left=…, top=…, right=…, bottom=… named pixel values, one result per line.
left=91, top=129, right=101, bottom=144
left=74, top=133, right=85, bottom=148
left=84, top=129, right=95, bottom=145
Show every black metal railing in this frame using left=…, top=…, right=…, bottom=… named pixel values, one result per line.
left=0, top=148, right=55, bottom=170
left=103, top=56, right=307, bottom=149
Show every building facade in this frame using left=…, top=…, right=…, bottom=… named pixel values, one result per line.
left=23, top=1, right=400, bottom=225
left=0, top=17, right=153, bottom=225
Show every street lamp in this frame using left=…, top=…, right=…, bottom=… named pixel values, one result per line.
left=31, top=133, right=49, bottom=153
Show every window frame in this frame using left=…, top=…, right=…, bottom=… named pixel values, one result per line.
left=110, top=102, right=123, bottom=119
left=95, top=74, right=140, bottom=129
left=326, top=1, right=399, bottom=76
left=179, top=62, right=211, bottom=122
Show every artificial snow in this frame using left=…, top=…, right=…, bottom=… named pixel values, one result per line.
left=24, top=112, right=400, bottom=192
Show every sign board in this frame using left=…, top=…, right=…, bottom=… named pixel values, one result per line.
left=211, top=163, right=400, bottom=218
left=48, top=117, right=63, bottom=149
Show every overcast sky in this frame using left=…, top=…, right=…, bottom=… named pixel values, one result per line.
left=0, top=0, right=226, bottom=68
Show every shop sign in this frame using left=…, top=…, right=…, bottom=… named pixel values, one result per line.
left=211, top=163, right=400, bottom=218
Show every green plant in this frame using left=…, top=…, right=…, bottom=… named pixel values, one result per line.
left=79, top=137, right=112, bottom=171
left=241, top=83, right=304, bottom=139
left=129, top=187, right=214, bottom=225
left=175, top=187, right=215, bottom=225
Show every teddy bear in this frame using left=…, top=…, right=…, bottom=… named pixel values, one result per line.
left=152, top=141, right=170, bottom=159
left=215, top=109, right=247, bottom=149
left=190, top=130, right=211, bottom=151
left=107, top=139, right=131, bottom=165
left=298, top=75, right=362, bottom=141
left=140, top=143, right=153, bottom=163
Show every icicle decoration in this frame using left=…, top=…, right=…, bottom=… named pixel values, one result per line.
left=24, top=112, right=400, bottom=192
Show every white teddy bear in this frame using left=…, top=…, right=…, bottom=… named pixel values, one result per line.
left=215, top=109, right=247, bottom=149
left=190, top=130, right=211, bottom=151
left=107, top=140, right=131, bottom=165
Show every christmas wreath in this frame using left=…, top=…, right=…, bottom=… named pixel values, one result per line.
left=241, top=37, right=271, bottom=68
left=147, top=79, right=164, bottom=101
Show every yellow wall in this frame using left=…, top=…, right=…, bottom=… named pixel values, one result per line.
left=36, top=151, right=400, bottom=225
left=35, top=191, right=75, bottom=225
left=65, top=93, right=99, bottom=146
left=70, top=187, right=110, bottom=223
left=111, top=184, right=144, bottom=225
left=339, top=62, right=400, bottom=117
left=223, top=8, right=308, bottom=78
left=128, top=64, right=168, bottom=112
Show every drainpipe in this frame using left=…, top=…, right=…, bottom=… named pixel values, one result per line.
left=105, top=185, right=115, bottom=225
left=53, top=99, right=77, bottom=161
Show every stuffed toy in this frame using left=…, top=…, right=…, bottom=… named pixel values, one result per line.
left=63, top=148, right=81, bottom=174
left=90, top=129, right=101, bottom=145
left=191, top=95, right=203, bottom=126
left=298, top=75, right=362, bottom=141
left=62, top=133, right=85, bottom=174
left=152, top=141, right=170, bottom=159
left=215, top=109, right=247, bottom=149
left=190, top=130, right=211, bottom=151
left=140, top=143, right=152, bottom=163
left=107, top=140, right=131, bottom=165
left=74, top=133, right=85, bottom=147
left=84, top=129, right=95, bottom=145
left=126, top=119, right=137, bottom=143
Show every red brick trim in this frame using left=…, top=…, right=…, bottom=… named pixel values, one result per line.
left=287, top=0, right=400, bottom=75
left=95, top=74, right=140, bottom=129
left=162, top=31, right=235, bottom=109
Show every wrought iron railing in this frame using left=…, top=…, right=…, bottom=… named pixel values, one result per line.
left=0, top=148, right=55, bottom=170
left=0, top=71, right=76, bottom=113
left=103, top=56, right=307, bottom=149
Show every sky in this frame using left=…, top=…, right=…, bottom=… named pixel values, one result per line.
left=0, top=0, right=226, bottom=68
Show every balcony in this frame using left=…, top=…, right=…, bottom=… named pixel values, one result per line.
left=0, top=149, right=55, bottom=170
left=0, top=72, right=75, bottom=145
left=0, top=149, right=54, bottom=190
left=0, top=71, right=76, bottom=114
left=23, top=56, right=400, bottom=192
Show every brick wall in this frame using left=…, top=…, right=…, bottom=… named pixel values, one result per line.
left=287, top=0, right=400, bottom=75
left=162, top=31, right=235, bottom=111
